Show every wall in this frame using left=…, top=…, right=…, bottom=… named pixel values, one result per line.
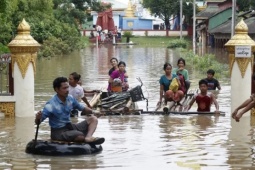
left=82, top=30, right=188, bottom=37
left=122, top=18, right=153, bottom=30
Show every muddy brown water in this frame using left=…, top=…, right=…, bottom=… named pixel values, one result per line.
left=1, top=46, right=254, bottom=170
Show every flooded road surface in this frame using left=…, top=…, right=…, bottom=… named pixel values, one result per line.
left=1, top=45, right=254, bottom=170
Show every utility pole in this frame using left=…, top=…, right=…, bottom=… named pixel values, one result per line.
left=193, top=0, right=196, bottom=54
left=231, top=0, right=236, bottom=37
left=180, top=0, right=183, bottom=39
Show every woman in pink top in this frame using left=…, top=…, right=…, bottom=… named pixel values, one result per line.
left=108, top=61, right=129, bottom=92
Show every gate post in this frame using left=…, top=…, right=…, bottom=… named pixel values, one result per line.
left=225, top=19, right=255, bottom=117
left=8, top=19, right=40, bottom=117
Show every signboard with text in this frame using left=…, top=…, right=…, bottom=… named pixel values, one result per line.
left=235, top=46, right=251, bottom=57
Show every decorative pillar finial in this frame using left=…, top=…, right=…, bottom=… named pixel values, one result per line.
left=8, top=18, right=41, bottom=78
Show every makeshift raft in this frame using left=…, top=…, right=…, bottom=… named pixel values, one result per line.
left=25, top=140, right=102, bottom=156
left=87, top=85, right=146, bottom=115
left=85, top=87, right=225, bottom=116
left=141, top=111, right=225, bottom=116
left=154, top=89, right=198, bottom=113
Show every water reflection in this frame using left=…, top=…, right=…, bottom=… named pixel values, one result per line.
left=1, top=46, right=255, bottom=169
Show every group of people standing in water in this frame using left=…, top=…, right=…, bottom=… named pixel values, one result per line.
left=106, top=56, right=222, bottom=114
left=34, top=55, right=253, bottom=145
left=158, top=58, right=221, bottom=113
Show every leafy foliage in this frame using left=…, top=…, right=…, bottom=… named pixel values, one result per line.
left=0, top=0, right=97, bottom=57
left=182, top=51, right=229, bottom=79
left=142, top=0, right=199, bottom=29
left=91, top=1, right=112, bottom=12
left=237, top=0, right=252, bottom=11
left=143, top=0, right=178, bottom=29
left=167, top=39, right=188, bottom=48
left=251, top=0, right=255, bottom=10
left=0, top=43, right=10, bottom=53
left=123, top=31, right=133, bottom=38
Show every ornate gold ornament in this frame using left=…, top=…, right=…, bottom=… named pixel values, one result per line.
left=251, top=108, right=255, bottom=116
left=251, top=108, right=255, bottom=126
left=0, top=102, right=15, bottom=117
left=11, top=53, right=37, bottom=78
left=125, top=0, right=135, bottom=18
left=236, top=58, right=252, bottom=78
left=229, top=54, right=235, bottom=76
left=225, top=19, right=255, bottom=77
left=8, top=19, right=40, bottom=79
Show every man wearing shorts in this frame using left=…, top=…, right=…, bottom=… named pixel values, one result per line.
left=35, top=77, right=104, bottom=144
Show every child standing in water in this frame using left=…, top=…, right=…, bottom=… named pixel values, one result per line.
left=68, top=72, right=92, bottom=109
left=204, top=69, right=221, bottom=90
left=186, top=79, right=220, bottom=113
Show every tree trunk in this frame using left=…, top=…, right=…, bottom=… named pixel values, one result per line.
left=165, top=18, right=170, bottom=30
left=126, top=37, right=130, bottom=43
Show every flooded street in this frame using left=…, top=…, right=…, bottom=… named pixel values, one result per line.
left=0, top=45, right=254, bottom=169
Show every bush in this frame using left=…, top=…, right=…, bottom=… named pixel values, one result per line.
left=0, top=43, right=10, bottom=53
left=182, top=50, right=229, bottom=79
left=123, top=31, right=133, bottom=38
left=167, top=39, right=188, bottom=48
left=38, top=36, right=70, bottom=58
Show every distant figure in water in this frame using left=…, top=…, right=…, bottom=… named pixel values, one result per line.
left=89, top=31, right=95, bottom=39
left=204, top=69, right=221, bottom=90
left=108, top=58, right=119, bottom=76
left=186, top=79, right=220, bottom=113
left=108, top=61, right=129, bottom=92
left=232, top=94, right=255, bottom=122
left=172, top=57, right=190, bottom=93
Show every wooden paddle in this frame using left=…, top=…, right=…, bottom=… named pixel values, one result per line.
left=34, top=123, right=39, bottom=143
left=33, top=118, right=40, bottom=149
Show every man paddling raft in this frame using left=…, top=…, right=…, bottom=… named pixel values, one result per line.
left=35, top=77, right=105, bottom=144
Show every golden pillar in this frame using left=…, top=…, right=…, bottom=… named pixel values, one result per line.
left=225, top=19, right=255, bottom=118
left=7, top=19, right=40, bottom=117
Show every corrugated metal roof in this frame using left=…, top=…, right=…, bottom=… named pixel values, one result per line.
left=209, top=17, right=255, bottom=34
left=208, top=7, right=232, bottom=30
left=208, top=19, right=231, bottom=33
left=196, top=5, right=220, bottom=18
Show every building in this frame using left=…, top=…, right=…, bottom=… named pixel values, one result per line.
left=91, top=0, right=153, bottom=30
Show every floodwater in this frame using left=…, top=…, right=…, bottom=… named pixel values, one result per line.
left=1, top=45, right=255, bottom=170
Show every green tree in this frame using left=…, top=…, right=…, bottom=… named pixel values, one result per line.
left=91, top=1, right=112, bottom=12
left=143, top=0, right=178, bottom=29
left=237, top=0, right=251, bottom=12
left=0, top=0, right=19, bottom=44
left=251, top=0, right=255, bottom=9
left=142, top=0, right=198, bottom=29
left=0, top=0, right=95, bottom=57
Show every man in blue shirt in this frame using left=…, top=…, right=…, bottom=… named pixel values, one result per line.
left=35, top=77, right=104, bottom=145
